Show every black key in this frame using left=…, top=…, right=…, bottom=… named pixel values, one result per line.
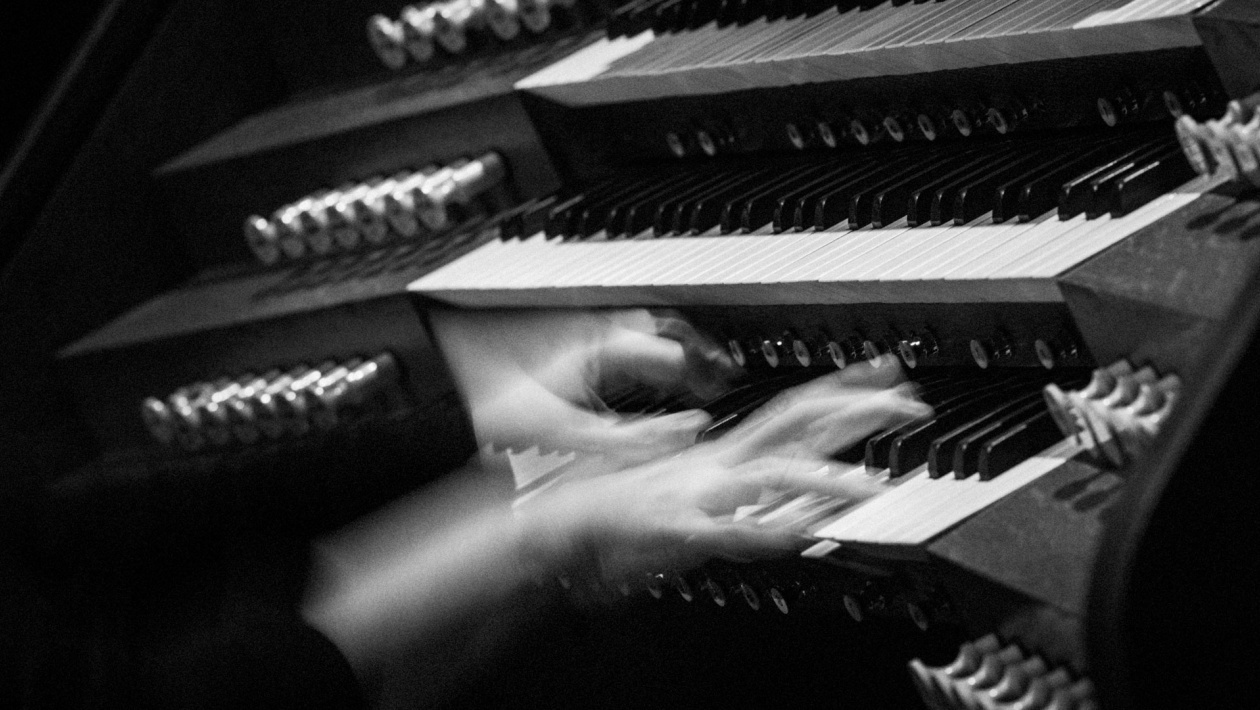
left=906, top=149, right=1011, bottom=227
left=606, top=170, right=709, bottom=237
left=772, top=155, right=879, bottom=232
left=715, top=0, right=743, bottom=25
left=1081, top=142, right=1179, bottom=220
left=863, top=150, right=973, bottom=228
left=792, top=157, right=891, bottom=231
left=735, top=0, right=767, bottom=24
left=608, top=0, right=657, bottom=37
left=888, top=378, right=1049, bottom=477
left=686, top=169, right=777, bottom=234
left=952, top=397, right=1065, bottom=480
left=720, top=162, right=820, bottom=233
left=865, top=374, right=1019, bottom=471
left=847, top=148, right=956, bottom=229
left=1058, top=140, right=1170, bottom=220
left=651, top=0, right=689, bottom=33
left=543, top=194, right=588, bottom=237
left=764, top=0, right=789, bottom=21
left=927, top=393, right=1046, bottom=477
left=1083, top=143, right=1179, bottom=219
left=929, top=143, right=1051, bottom=225
left=498, top=196, right=555, bottom=239
left=548, top=172, right=644, bottom=238
left=997, top=136, right=1135, bottom=223
left=652, top=169, right=743, bottom=236
left=1110, top=151, right=1197, bottom=217
left=813, top=152, right=923, bottom=230
left=686, top=0, right=723, bottom=27
left=950, top=143, right=1070, bottom=225
left=740, top=163, right=836, bottom=232
left=575, top=173, right=677, bottom=237
left=978, top=410, right=1063, bottom=480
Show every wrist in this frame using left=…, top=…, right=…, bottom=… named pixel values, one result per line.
left=511, top=486, right=604, bottom=582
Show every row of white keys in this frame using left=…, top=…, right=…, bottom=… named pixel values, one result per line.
left=791, top=222, right=922, bottom=283
left=909, top=212, right=1062, bottom=282
left=549, top=237, right=647, bottom=286
left=874, top=438, right=1083, bottom=545
left=514, top=236, right=607, bottom=287
left=409, top=213, right=1078, bottom=303
left=811, top=438, right=1083, bottom=546
left=915, top=212, right=1091, bottom=283
left=668, top=229, right=854, bottom=286
left=521, top=2, right=1206, bottom=105
left=411, top=179, right=1207, bottom=303
left=413, top=235, right=509, bottom=289
left=855, top=220, right=994, bottom=283
left=513, top=30, right=656, bottom=89
left=475, top=233, right=561, bottom=286
left=628, top=1, right=1104, bottom=72
left=659, top=235, right=809, bottom=286
left=723, top=232, right=852, bottom=284
left=605, top=238, right=709, bottom=287
left=1003, top=185, right=1205, bottom=278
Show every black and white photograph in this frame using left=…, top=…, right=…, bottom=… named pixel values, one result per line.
left=2, top=1, right=1258, bottom=708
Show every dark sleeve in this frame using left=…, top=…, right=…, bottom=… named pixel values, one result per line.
left=18, top=312, right=479, bottom=709
left=136, top=614, right=366, bottom=710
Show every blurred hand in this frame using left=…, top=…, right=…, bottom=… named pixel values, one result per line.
left=519, top=357, right=930, bottom=574
left=430, top=308, right=738, bottom=467
left=305, top=361, right=931, bottom=690
left=517, top=448, right=868, bottom=581
left=716, top=354, right=932, bottom=465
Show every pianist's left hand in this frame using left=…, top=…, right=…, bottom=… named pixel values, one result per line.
left=430, top=308, right=739, bottom=468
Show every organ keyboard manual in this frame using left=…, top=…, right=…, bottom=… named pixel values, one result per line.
left=2, top=0, right=1259, bottom=708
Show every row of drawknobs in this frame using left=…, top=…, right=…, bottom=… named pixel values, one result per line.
left=367, top=0, right=581, bottom=69
left=666, top=86, right=1219, bottom=158
left=910, top=635, right=1097, bottom=710
left=560, top=564, right=942, bottom=632
left=728, top=330, right=1079, bottom=371
left=1176, top=98, right=1260, bottom=188
left=1044, top=360, right=1180, bottom=470
left=140, top=353, right=399, bottom=451
left=244, top=152, right=506, bottom=266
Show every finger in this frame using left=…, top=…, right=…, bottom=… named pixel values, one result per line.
left=598, top=329, right=689, bottom=391
left=833, top=354, right=909, bottom=389
left=724, top=362, right=910, bottom=436
left=571, top=409, right=713, bottom=468
left=739, top=458, right=887, bottom=501
left=651, top=313, right=741, bottom=399
left=762, top=356, right=907, bottom=401
left=652, top=312, right=734, bottom=371
left=677, top=517, right=806, bottom=562
left=722, top=384, right=931, bottom=462
left=795, top=384, right=934, bottom=455
left=726, top=383, right=891, bottom=439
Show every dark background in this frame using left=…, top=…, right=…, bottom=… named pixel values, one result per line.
left=0, top=5, right=108, bottom=173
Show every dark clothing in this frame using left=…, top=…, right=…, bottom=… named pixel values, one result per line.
left=137, top=615, right=365, bottom=710
left=8, top=347, right=478, bottom=709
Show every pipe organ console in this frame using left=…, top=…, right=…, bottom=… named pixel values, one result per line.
left=6, top=0, right=1260, bottom=708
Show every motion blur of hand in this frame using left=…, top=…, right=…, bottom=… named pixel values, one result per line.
left=520, top=354, right=932, bottom=579
left=718, top=354, right=933, bottom=464
left=430, top=308, right=738, bottom=468
left=305, top=348, right=931, bottom=696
